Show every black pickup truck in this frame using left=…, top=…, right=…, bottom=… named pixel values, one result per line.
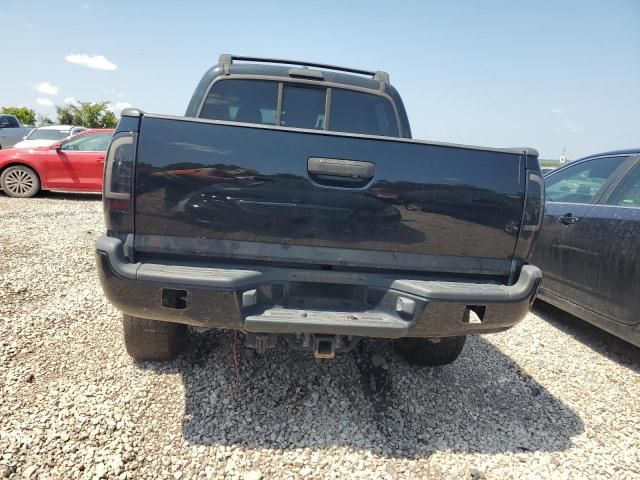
left=97, top=54, right=543, bottom=366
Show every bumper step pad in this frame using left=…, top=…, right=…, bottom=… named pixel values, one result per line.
left=245, top=308, right=411, bottom=337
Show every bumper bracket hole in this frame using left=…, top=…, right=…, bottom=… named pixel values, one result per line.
left=465, top=305, right=486, bottom=324
left=161, top=289, right=189, bottom=309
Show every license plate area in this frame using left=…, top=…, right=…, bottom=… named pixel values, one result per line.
left=283, top=281, right=367, bottom=310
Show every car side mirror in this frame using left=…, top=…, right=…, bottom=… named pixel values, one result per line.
left=23, top=136, right=27, bottom=140
left=50, top=143, right=63, bottom=150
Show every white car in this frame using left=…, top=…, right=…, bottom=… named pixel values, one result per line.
left=12, top=125, right=87, bottom=149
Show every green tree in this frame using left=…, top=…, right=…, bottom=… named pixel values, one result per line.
left=102, top=110, right=118, bottom=128
left=55, top=105, right=75, bottom=125
left=36, top=113, right=54, bottom=126
left=55, top=101, right=118, bottom=128
left=1, top=106, right=37, bottom=125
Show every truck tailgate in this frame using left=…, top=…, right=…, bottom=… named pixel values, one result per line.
left=133, top=115, right=527, bottom=276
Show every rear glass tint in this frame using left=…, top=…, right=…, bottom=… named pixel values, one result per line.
left=200, top=80, right=278, bottom=125
left=330, top=89, right=399, bottom=137
left=281, top=85, right=326, bottom=130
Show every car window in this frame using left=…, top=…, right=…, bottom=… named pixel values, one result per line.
left=61, top=133, right=112, bottom=152
left=545, top=156, right=626, bottom=203
left=281, top=85, right=326, bottom=130
left=0, top=115, right=19, bottom=128
left=606, top=163, right=640, bottom=208
left=28, top=128, right=70, bottom=141
left=330, top=88, right=399, bottom=137
left=200, top=79, right=278, bottom=125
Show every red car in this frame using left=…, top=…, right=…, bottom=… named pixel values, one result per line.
left=0, top=128, right=113, bottom=198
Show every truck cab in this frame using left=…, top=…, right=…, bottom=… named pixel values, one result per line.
left=0, top=114, right=31, bottom=150
left=184, top=54, right=412, bottom=140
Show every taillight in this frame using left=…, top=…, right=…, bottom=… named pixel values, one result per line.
left=522, top=171, right=544, bottom=232
left=512, top=169, right=545, bottom=268
left=104, top=132, right=136, bottom=234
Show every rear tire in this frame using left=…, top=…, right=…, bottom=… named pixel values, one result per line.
left=1, top=165, right=40, bottom=198
left=122, top=315, right=187, bottom=361
left=394, top=336, right=466, bottom=366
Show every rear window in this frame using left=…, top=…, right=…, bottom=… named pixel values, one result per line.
left=27, top=128, right=70, bottom=141
left=330, top=89, right=399, bottom=137
left=199, top=79, right=399, bottom=137
left=0, top=115, right=20, bottom=128
left=281, top=85, right=325, bottom=130
left=200, top=80, right=278, bottom=125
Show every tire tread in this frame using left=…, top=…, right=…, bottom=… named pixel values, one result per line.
left=395, top=336, right=466, bottom=366
left=122, top=315, right=186, bottom=361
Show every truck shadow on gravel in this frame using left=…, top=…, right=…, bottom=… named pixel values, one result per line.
left=533, top=301, right=640, bottom=373
left=37, top=191, right=101, bottom=201
left=140, top=332, right=584, bottom=459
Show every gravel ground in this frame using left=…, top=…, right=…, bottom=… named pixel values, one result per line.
left=1, top=193, right=639, bottom=480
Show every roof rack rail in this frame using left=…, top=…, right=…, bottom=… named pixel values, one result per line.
left=218, top=54, right=390, bottom=84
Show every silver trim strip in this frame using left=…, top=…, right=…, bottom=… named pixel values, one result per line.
left=143, top=112, right=536, bottom=156
left=275, top=82, right=283, bottom=126
left=134, top=235, right=514, bottom=276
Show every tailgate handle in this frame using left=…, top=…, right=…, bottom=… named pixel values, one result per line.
left=308, top=157, right=375, bottom=180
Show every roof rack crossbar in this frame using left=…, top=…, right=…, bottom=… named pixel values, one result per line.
left=218, top=54, right=389, bottom=83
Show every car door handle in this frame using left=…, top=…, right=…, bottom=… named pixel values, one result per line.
left=97, top=156, right=105, bottom=163
left=308, top=157, right=375, bottom=180
left=558, top=213, right=578, bottom=225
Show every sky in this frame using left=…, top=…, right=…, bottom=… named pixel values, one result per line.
left=1, top=0, right=638, bottom=159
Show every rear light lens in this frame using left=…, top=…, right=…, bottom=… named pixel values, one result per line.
left=104, top=132, right=136, bottom=233
left=511, top=169, right=545, bottom=268
left=105, top=133, right=135, bottom=198
left=522, top=171, right=544, bottom=232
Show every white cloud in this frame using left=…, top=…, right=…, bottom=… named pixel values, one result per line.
left=36, top=98, right=53, bottom=107
left=64, top=54, right=117, bottom=71
left=81, top=3, right=90, bottom=8
left=109, top=101, right=132, bottom=114
left=551, top=108, right=563, bottom=115
left=36, top=81, right=59, bottom=95
left=64, top=97, right=77, bottom=105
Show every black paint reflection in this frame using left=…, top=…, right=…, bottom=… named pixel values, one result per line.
left=134, top=117, right=527, bottom=258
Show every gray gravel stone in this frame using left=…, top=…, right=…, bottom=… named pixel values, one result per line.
left=0, top=465, right=12, bottom=479
left=21, top=465, right=37, bottom=478
left=243, top=471, right=263, bottom=480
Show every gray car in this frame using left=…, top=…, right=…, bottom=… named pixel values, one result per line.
left=0, top=114, right=31, bottom=149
